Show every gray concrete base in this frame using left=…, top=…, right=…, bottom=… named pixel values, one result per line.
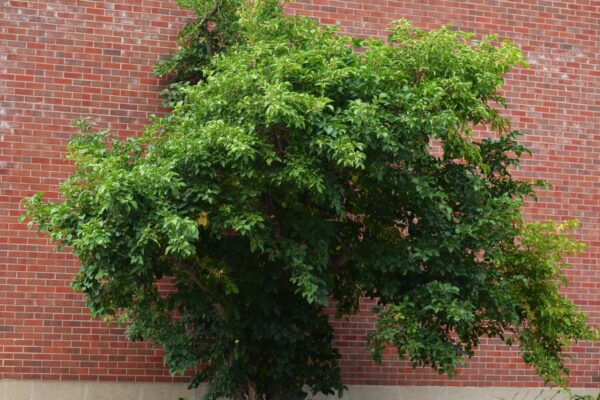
left=314, top=385, right=598, bottom=400
left=0, top=380, right=204, bottom=400
left=0, top=380, right=598, bottom=400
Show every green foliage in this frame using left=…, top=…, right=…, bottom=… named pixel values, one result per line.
left=497, top=390, right=600, bottom=400
left=571, top=395, right=600, bottom=400
left=22, top=1, right=596, bottom=398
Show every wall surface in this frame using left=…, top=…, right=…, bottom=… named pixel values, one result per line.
left=1, top=381, right=599, bottom=400
left=1, top=0, right=599, bottom=396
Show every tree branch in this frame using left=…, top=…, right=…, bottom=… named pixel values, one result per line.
left=198, top=0, right=222, bottom=29
left=198, top=0, right=223, bottom=55
left=168, top=257, right=226, bottom=319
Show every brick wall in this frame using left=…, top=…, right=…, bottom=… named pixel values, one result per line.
left=1, top=0, right=599, bottom=388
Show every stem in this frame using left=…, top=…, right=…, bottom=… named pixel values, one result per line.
left=198, top=0, right=223, bottom=55
left=168, top=257, right=226, bottom=319
left=197, top=0, right=222, bottom=29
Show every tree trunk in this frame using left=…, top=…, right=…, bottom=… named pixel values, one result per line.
left=233, top=383, right=259, bottom=400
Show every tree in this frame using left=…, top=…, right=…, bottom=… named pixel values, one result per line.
left=23, top=1, right=596, bottom=399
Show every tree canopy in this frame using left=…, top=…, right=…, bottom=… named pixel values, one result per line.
left=23, top=0, right=596, bottom=399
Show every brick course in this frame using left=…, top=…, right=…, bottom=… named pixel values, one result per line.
left=1, top=0, right=599, bottom=388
